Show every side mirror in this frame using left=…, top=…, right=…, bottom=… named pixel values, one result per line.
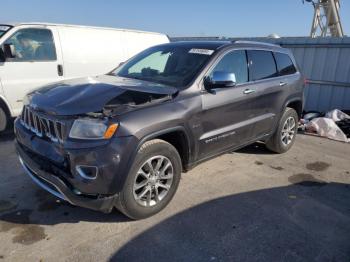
left=3, top=43, right=16, bottom=59
left=206, top=71, right=236, bottom=89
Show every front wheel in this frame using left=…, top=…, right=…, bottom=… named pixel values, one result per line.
left=117, top=139, right=182, bottom=219
left=266, top=107, right=298, bottom=154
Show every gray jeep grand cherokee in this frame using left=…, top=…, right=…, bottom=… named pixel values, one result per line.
left=15, top=41, right=304, bottom=219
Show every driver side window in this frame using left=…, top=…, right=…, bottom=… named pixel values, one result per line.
left=210, top=50, right=248, bottom=84
left=4, top=28, right=57, bottom=62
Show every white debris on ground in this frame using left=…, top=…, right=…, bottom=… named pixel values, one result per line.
left=306, top=117, right=348, bottom=142
left=300, top=109, right=350, bottom=143
left=325, top=109, right=350, bottom=122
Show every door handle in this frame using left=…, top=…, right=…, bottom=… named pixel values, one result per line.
left=57, top=64, right=63, bottom=76
left=279, top=81, right=287, bottom=86
left=243, top=89, right=256, bottom=95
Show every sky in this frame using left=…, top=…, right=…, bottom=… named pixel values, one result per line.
left=1, top=0, right=349, bottom=37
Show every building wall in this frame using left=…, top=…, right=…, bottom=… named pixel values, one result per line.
left=172, top=37, right=350, bottom=112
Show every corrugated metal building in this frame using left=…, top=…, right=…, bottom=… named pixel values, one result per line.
left=171, top=36, right=350, bottom=113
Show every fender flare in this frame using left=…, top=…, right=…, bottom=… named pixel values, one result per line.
left=119, top=126, right=191, bottom=190
left=268, top=97, right=302, bottom=137
left=283, top=97, right=303, bottom=117
left=136, top=126, right=191, bottom=154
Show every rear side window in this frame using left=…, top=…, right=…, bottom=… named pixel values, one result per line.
left=247, top=50, right=277, bottom=81
left=274, top=52, right=297, bottom=76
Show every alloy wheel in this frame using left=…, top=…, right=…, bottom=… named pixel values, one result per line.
left=133, top=155, right=174, bottom=207
left=281, top=116, right=296, bottom=146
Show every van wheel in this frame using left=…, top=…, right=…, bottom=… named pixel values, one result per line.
left=0, top=106, right=8, bottom=132
left=117, top=139, right=182, bottom=220
left=266, top=107, right=298, bottom=154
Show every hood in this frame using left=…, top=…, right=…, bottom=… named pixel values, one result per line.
left=26, top=75, right=178, bottom=116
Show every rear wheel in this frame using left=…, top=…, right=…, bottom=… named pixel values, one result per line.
left=266, top=107, right=298, bottom=154
left=117, top=139, right=182, bottom=220
left=0, top=106, right=9, bottom=132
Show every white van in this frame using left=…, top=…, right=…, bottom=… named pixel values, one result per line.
left=0, top=22, right=169, bottom=131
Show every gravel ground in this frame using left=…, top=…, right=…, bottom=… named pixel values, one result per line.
left=0, top=132, right=349, bottom=262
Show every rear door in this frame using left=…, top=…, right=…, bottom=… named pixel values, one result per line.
left=199, top=49, right=257, bottom=159
left=0, top=25, right=63, bottom=116
left=245, top=50, right=282, bottom=139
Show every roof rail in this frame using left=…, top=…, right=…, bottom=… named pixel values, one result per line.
left=233, top=40, right=280, bottom=47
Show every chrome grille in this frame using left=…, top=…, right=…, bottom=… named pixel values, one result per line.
left=20, top=106, right=64, bottom=143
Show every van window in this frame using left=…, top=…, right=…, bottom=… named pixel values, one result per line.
left=247, top=50, right=277, bottom=81
left=4, top=28, right=57, bottom=61
left=0, top=25, right=11, bottom=38
left=274, top=52, right=297, bottom=76
left=209, top=50, right=248, bottom=84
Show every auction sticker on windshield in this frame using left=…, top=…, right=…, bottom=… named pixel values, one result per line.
left=189, top=48, right=214, bottom=55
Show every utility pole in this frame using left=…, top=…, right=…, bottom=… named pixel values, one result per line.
left=304, top=0, right=344, bottom=37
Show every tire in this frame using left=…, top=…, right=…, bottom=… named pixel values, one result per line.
left=0, top=106, right=8, bottom=132
left=117, top=139, right=182, bottom=220
left=265, top=107, right=298, bottom=154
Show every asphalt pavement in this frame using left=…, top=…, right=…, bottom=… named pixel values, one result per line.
left=0, top=132, right=349, bottom=262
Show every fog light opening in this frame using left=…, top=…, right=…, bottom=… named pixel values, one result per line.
left=73, top=189, right=82, bottom=195
left=76, top=165, right=98, bottom=180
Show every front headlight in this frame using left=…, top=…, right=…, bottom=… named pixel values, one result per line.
left=69, top=119, right=118, bottom=140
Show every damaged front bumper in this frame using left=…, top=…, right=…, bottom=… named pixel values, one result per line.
left=14, top=118, right=137, bottom=213
left=16, top=141, right=118, bottom=213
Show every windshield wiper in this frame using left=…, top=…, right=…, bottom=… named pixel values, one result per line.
left=113, top=74, right=178, bottom=88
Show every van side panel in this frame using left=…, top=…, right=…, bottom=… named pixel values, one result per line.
left=57, top=27, right=169, bottom=78
left=120, top=32, right=169, bottom=59
left=0, top=73, right=12, bottom=116
left=0, top=25, right=64, bottom=117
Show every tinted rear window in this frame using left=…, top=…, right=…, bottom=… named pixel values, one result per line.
left=247, top=50, right=277, bottom=81
left=274, top=52, right=297, bottom=76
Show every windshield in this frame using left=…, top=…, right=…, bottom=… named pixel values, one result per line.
left=113, top=45, right=215, bottom=88
left=0, top=25, right=11, bottom=38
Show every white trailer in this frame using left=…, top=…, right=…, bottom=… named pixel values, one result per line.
left=0, top=22, right=169, bottom=131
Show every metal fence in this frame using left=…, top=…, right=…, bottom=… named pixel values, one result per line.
left=171, top=36, right=350, bottom=112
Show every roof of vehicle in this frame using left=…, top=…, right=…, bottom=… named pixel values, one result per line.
left=158, top=41, right=231, bottom=49
left=231, top=40, right=286, bottom=51
left=166, top=40, right=286, bottom=52
left=0, top=22, right=166, bottom=36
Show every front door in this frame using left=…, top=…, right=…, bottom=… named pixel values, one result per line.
left=199, top=49, right=257, bottom=159
left=0, top=26, right=63, bottom=116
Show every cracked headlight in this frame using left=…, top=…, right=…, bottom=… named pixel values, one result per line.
left=69, top=119, right=118, bottom=140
